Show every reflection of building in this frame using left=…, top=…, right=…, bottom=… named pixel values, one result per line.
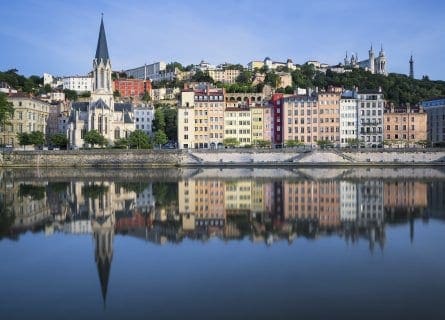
left=340, top=181, right=357, bottom=222
left=384, top=181, right=427, bottom=214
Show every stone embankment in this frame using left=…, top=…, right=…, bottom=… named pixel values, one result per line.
left=1, top=148, right=445, bottom=167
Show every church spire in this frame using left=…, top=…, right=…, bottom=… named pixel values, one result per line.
left=95, top=15, right=110, bottom=62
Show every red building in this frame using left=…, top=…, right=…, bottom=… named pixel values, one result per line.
left=113, top=78, right=151, bottom=98
left=271, top=93, right=284, bottom=147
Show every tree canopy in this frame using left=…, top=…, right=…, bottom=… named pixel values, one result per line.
left=128, top=130, right=151, bottom=149
left=0, top=92, right=14, bottom=125
left=83, top=130, right=106, bottom=147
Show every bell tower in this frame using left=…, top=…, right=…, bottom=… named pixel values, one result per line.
left=91, top=15, right=114, bottom=108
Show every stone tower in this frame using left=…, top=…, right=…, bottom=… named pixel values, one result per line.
left=409, top=54, right=414, bottom=79
left=368, top=45, right=375, bottom=74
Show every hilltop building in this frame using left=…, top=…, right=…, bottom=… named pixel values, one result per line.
left=344, top=45, right=388, bottom=75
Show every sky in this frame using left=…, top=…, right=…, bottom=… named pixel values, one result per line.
left=0, top=0, right=444, bottom=80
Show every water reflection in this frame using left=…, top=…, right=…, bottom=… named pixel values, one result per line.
left=0, top=169, right=444, bottom=309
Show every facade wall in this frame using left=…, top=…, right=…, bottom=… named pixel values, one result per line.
left=384, top=106, right=427, bottom=146
left=224, top=108, right=251, bottom=146
left=113, top=79, right=146, bottom=98
left=134, top=106, right=154, bottom=136
left=340, top=98, right=358, bottom=147
left=62, top=76, right=93, bottom=92
left=317, top=91, right=341, bottom=146
left=282, top=95, right=318, bottom=145
left=357, top=92, right=385, bottom=148
left=2, top=95, right=51, bottom=147
left=422, top=98, right=445, bottom=145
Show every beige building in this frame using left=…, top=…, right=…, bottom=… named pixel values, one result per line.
left=281, top=94, right=318, bottom=146
left=207, top=68, right=241, bottom=84
left=3, top=93, right=51, bottom=147
left=384, top=105, right=427, bottom=147
left=277, top=72, right=293, bottom=88
left=177, top=87, right=225, bottom=149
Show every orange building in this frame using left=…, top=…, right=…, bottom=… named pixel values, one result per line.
left=113, top=78, right=150, bottom=98
left=317, top=88, right=342, bottom=146
left=384, top=105, right=427, bottom=147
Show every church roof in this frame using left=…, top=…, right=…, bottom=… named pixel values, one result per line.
left=114, top=103, right=133, bottom=112
left=71, top=101, right=89, bottom=112
left=92, top=98, right=110, bottom=110
left=95, top=17, right=110, bottom=62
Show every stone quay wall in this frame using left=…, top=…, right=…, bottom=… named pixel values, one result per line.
left=1, top=149, right=445, bottom=168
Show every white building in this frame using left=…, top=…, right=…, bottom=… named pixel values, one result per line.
left=125, top=62, right=178, bottom=83
left=134, top=104, right=155, bottom=136
left=357, top=90, right=385, bottom=148
left=340, top=90, right=358, bottom=147
left=62, top=76, right=93, bottom=93
left=0, top=81, right=17, bottom=94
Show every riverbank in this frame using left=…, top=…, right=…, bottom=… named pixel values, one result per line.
left=1, top=149, right=445, bottom=167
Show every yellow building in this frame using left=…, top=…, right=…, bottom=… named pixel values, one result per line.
left=2, top=93, right=51, bottom=147
left=251, top=105, right=272, bottom=145
left=224, top=107, right=252, bottom=146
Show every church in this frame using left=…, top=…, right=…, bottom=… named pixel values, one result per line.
left=344, top=45, right=388, bottom=76
left=68, top=17, right=135, bottom=148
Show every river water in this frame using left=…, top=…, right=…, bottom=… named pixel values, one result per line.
left=1, top=167, right=445, bottom=320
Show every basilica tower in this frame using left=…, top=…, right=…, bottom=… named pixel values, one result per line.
left=368, top=45, right=375, bottom=74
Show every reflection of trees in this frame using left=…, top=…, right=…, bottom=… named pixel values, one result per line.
left=153, top=182, right=177, bottom=206
left=47, top=182, right=70, bottom=194
left=81, top=183, right=109, bottom=199
left=116, top=182, right=150, bottom=194
left=0, top=199, right=15, bottom=238
left=19, top=184, right=46, bottom=200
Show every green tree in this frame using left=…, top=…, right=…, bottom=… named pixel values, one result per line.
left=285, top=139, right=304, bottom=148
left=51, top=133, right=68, bottom=149
left=163, top=107, right=177, bottom=141
left=128, top=130, right=151, bottom=149
left=153, top=130, right=168, bottom=148
left=0, top=93, right=14, bottom=132
left=113, top=90, right=121, bottom=98
left=253, top=139, right=271, bottom=148
left=223, top=137, right=239, bottom=148
left=316, top=139, right=334, bottom=149
left=113, top=138, right=129, bottom=149
left=63, top=89, right=78, bottom=101
left=153, top=108, right=166, bottom=132
left=284, top=85, right=294, bottom=94
left=83, top=130, right=106, bottom=147
left=236, top=70, right=253, bottom=85
left=142, top=91, right=151, bottom=102
left=264, top=71, right=280, bottom=88
left=29, top=131, right=45, bottom=146
left=17, top=132, right=31, bottom=147
left=190, top=70, right=214, bottom=83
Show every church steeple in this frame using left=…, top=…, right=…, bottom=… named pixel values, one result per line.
left=92, top=15, right=113, bottom=96
left=95, top=15, right=109, bottom=63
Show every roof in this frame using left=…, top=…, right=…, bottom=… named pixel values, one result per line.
left=71, top=102, right=89, bottom=112
left=95, top=17, right=110, bottom=62
left=91, top=99, right=110, bottom=110
left=114, top=103, right=133, bottom=112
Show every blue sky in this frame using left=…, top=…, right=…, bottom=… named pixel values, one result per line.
left=0, top=0, right=444, bottom=79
